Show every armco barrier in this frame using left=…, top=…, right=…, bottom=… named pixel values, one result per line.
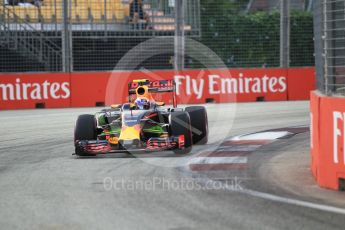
left=0, top=67, right=315, bottom=110
left=311, top=91, right=345, bottom=190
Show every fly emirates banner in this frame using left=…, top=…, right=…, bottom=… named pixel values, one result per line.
left=0, top=68, right=315, bottom=109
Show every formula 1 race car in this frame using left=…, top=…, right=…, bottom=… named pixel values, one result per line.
left=74, top=79, right=208, bottom=156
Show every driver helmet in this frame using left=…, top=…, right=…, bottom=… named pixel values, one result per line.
left=135, top=97, right=150, bottom=110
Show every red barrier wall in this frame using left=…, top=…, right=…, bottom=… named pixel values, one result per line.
left=288, top=67, right=316, bottom=100
left=311, top=91, right=345, bottom=190
left=0, top=73, right=71, bottom=109
left=310, top=91, right=320, bottom=181
left=70, top=72, right=110, bottom=107
left=0, top=67, right=315, bottom=110
left=104, top=68, right=290, bottom=105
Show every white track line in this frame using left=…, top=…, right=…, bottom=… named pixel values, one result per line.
left=192, top=176, right=345, bottom=215
left=189, top=157, right=248, bottom=165
left=197, top=130, right=345, bottom=214
left=217, top=145, right=261, bottom=152
left=238, top=188, right=345, bottom=215
left=217, top=131, right=345, bottom=215
left=230, top=131, right=292, bottom=141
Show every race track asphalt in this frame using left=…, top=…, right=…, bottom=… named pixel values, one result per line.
left=1, top=101, right=345, bottom=230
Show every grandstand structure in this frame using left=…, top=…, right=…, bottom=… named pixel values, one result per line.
left=1, top=0, right=198, bottom=33
left=0, top=0, right=201, bottom=72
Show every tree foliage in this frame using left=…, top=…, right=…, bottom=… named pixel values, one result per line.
left=193, top=0, right=314, bottom=68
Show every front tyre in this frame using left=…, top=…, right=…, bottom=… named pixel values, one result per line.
left=74, top=114, right=97, bottom=156
left=185, top=106, right=208, bottom=145
left=170, top=111, right=192, bottom=154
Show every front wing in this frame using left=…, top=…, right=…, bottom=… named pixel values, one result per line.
left=75, top=136, right=184, bottom=155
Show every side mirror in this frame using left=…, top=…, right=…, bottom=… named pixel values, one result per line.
left=156, top=102, right=165, bottom=106
left=130, top=103, right=137, bottom=110
left=111, top=104, right=121, bottom=109
left=122, top=103, right=137, bottom=110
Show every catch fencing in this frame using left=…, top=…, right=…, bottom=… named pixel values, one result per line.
left=315, top=0, right=345, bottom=95
left=0, top=0, right=314, bottom=73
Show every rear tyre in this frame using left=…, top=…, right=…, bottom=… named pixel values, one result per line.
left=185, top=106, right=208, bottom=145
left=170, top=111, right=192, bottom=154
left=74, top=114, right=97, bottom=156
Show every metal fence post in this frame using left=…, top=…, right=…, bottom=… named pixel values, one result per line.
left=62, top=0, right=73, bottom=72
left=174, top=0, right=185, bottom=70
left=313, top=0, right=324, bottom=92
left=280, top=0, right=290, bottom=68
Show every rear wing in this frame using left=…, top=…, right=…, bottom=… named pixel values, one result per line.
left=128, top=79, right=177, bottom=107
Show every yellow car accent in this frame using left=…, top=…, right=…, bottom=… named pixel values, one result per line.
left=108, top=137, right=119, bottom=145
left=136, top=86, right=156, bottom=102
left=136, top=86, right=149, bottom=97
left=119, top=125, right=141, bottom=141
left=133, top=79, right=149, bottom=83
left=129, top=103, right=137, bottom=110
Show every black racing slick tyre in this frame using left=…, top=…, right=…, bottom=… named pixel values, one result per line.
left=74, top=114, right=97, bottom=156
left=185, top=106, right=208, bottom=145
left=170, top=111, right=192, bottom=154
